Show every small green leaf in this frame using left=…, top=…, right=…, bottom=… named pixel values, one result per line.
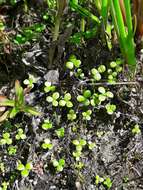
left=21, top=169, right=29, bottom=177
left=52, top=92, right=60, bottom=100
left=53, top=160, right=59, bottom=167
left=59, top=159, right=65, bottom=166
left=83, top=90, right=92, bottom=98
left=46, top=96, right=53, bottom=102
left=72, top=140, right=79, bottom=145
left=64, top=93, right=71, bottom=101
left=110, top=61, right=117, bottom=68
left=17, top=163, right=25, bottom=171
left=59, top=100, right=66, bottom=107
left=77, top=95, right=85, bottom=102
left=98, top=87, right=106, bottom=94
left=25, top=162, right=33, bottom=170
left=98, top=65, right=106, bottom=73
left=66, top=61, right=74, bottom=69
left=66, top=101, right=73, bottom=108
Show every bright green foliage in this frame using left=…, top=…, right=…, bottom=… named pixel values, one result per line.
left=16, top=128, right=26, bottom=140
left=82, top=110, right=92, bottom=120
left=0, top=21, right=5, bottom=31
left=0, top=80, right=41, bottom=121
left=44, top=82, right=56, bottom=93
left=107, top=60, right=123, bottom=83
left=98, top=65, right=106, bottom=73
left=67, top=109, right=77, bottom=121
left=95, top=175, right=112, bottom=189
left=17, top=161, right=33, bottom=177
left=72, top=139, right=86, bottom=161
left=88, top=141, right=96, bottom=150
left=105, top=104, right=116, bottom=114
left=52, top=158, right=65, bottom=172
left=98, top=86, right=114, bottom=103
left=46, top=92, right=60, bottom=107
left=103, top=177, right=112, bottom=189
left=69, top=0, right=100, bottom=24
left=77, top=89, right=92, bottom=106
left=91, top=68, right=101, bottom=81
left=0, top=162, right=5, bottom=173
left=66, top=55, right=81, bottom=70
left=8, top=146, right=17, bottom=155
left=95, top=175, right=104, bottom=185
left=109, top=0, right=136, bottom=73
left=55, top=127, right=65, bottom=138
left=42, top=119, right=53, bottom=130
left=0, top=181, right=9, bottom=190
left=59, top=93, right=73, bottom=108
left=41, top=138, right=53, bottom=150
left=132, top=124, right=141, bottom=134
left=0, top=133, right=12, bottom=145
left=23, top=74, right=37, bottom=89
left=75, top=68, right=85, bottom=79
left=14, top=24, right=46, bottom=45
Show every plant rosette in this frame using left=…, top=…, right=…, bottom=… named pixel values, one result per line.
left=77, top=90, right=92, bottom=106
left=17, top=161, right=33, bottom=177
left=42, top=119, right=53, bottom=130
left=59, top=93, right=73, bottom=108
left=52, top=158, right=65, bottom=172
left=46, top=92, right=60, bottom=107
left=44, top=82, right=56, bottom=93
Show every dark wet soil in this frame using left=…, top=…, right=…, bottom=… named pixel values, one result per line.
left=0, top=1, right=143, bottom=190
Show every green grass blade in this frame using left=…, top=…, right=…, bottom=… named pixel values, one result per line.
left=69, top=1, right=100, bottom=24
left=101, top=0, right=109, bottom=26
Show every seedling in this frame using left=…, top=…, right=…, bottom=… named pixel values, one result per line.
left=72, top=139, right=86, bottom=161
left=0, top=132, right=12, bottom=145
left=95, top=175, right=104, bottom=185
left=42, top=119, right=53, bottom=130
left=0, top=181, right=9, bottom=190
left=14, top=23, right=46, bottom=45
left=77, top=90, right=92, bottom=106
left=103, top=177, right=112, bottom=189
left=0, top=80, right=41, bottom=121
left=91, top=68, right=101, bottom=81
left=105, top=104, right=116, bottom=114
left=17, top=161, right=33, bottom=177
left=44, top=82, right=56, bottom=93
left=59, top=93, right=73, bottom=108
left=132, top=124, right=141, bottom=134
left=55, top=127, right=65, bottom=138
left=67, top=109, right=77, bottom=121
left=88, top=141, right=96, bottom=150
left=95, top=175, right=112, bottom=189
left=8, top=145, right=17, bottom=155
left=23, top=74, right=37, bottom=89
left=66, top=55, right=81, bottom=70
left=98, top=86, right=114, bottom=103
left=46, top=92, right=60, bottom=107
left=41, top=138, right=53, bottom=150
left=52, top=158, right=65, bottom=172
left=74, top=161, right=84, bottom=170
left=82, top=110, right=92, bottom=120
left=16, top=128, right=26, bottom=140
left=98, top=65, right=106, bottom=73
left=75, top=68, right=85, bottom=79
